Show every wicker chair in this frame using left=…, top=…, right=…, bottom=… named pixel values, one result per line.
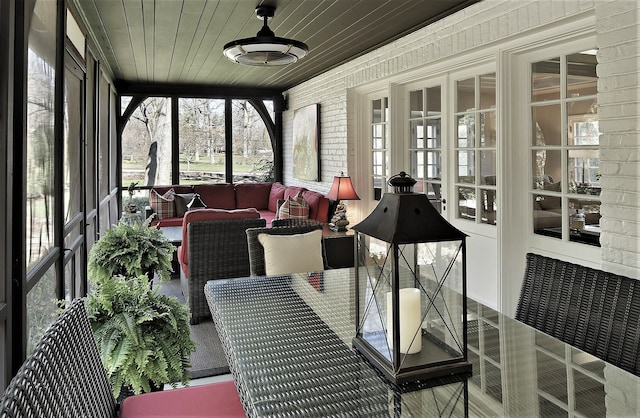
left=181, top=218, right=266, bottom=324
left=246, top=222, right=326, bottom=277
left=271, top=218, right=324, bottom=228
left=515, top=252, right=640, bottom=376
left=0, top=299, right=245, bottom=417
left=0, top=299, right=117, bottom=417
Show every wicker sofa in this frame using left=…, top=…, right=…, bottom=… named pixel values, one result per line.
left=147, top=181, right=331, bottom=227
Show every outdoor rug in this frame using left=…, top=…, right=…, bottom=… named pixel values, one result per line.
left=155, top=277, right=230, bottom=379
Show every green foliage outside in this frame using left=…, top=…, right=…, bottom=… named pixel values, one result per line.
left=86, top=274, right=195, bottom=397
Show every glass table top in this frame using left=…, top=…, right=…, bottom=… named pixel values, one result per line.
left=204, top=268, right=640, bottom=417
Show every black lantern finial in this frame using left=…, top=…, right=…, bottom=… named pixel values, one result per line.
left=388, top=171, right=416, bottom=194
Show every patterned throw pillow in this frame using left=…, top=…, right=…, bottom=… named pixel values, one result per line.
left=277, top=193, right=309, bottom=219
left=149, top=189, right=176, bottom=219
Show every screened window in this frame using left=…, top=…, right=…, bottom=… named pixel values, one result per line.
left=178, top=98, right=225, bottom=183
left=121, top=97, right=275, bottom=209
left=26, top=1, right=57, bottom=268
left=231, top=99, right=274, bottom=182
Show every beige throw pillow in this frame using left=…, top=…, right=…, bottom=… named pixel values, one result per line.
left=258, top=229, right=324, bottom=276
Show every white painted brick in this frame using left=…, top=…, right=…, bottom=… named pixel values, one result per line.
left=285, top=0, right=640, bottom=281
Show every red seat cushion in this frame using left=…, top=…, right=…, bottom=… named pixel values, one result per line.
left=120, top=380, right=245, bottom=417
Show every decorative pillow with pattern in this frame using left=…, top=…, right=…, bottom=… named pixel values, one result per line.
left=149, top=188, right=176, bottom=219
left=277, top=193, right=309, bottom=219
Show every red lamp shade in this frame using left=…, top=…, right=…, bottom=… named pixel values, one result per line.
left=326, top=175, right=360, bottom=201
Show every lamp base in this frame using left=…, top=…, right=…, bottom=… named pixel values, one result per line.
left=329, top=219, right=349, bottom=232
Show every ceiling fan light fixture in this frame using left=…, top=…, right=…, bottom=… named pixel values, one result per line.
left=223, top=5, right=309, bottom=66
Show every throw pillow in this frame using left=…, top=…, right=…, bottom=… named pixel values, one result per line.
left=149, top=188, right=176, bottom=219
left=257, top=229, right=324, bottom=276
left=277, top=193, right=309, bottom=220
left=174, top=193, right=195, bottom=217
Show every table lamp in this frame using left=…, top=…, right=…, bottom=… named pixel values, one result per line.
left=326, top=172, right=360, bottom=232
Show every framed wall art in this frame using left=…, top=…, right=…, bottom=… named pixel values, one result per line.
left=292, top=104, right=320, bottom=181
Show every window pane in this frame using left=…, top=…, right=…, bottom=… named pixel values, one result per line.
left=178, top=98, right=225, bottom=184
left=569, top=117, right=599, bottom=146
left=64, top=66, right=83, bottom=224
left=480, top=111, right=496, bottom=147
left=567, top=51, right=597, bottom=97
left=426, top=119, right=441, bottom=148
left=411, top=151, right=425, bottom=179
left=457, top=115, right=475, bottom=148
left=27, top=265, right=58, bottom=354
left=480, top=150, right=496, bottom=181
left=121, top=97, right=172, bottom=186
left=457, top=151, right=475, bottom=183
left=532, top=58, right=560, bottom=101
left=532, top=149, right=562, bottom=190
left=372, top=99, right=382, bottom=123
left=409, top=90, right=423, bottom=118
left=26, top=0, right=57, bottom=269
left=568, top=198, right=601, bottom=246
left=480, top=73, right=496, bottom=109
left=457, top=78, right=475, bottom=112
left=480, top=189, right=497, bottom=225
left=410, top=120, right=424, bottom=148
left=568, top=149, right=600, bottom=194
left=458, top=187, right=476, bottom=221
left=426, top=86, right=441, bottom=115
left=532, top=105, right=561, bottom=146
left=372, top=151, right=383, bottom=175
left=372, top=125, right=383, bottom=148
left=426, top=151, right=441, bottom=179
left=232, top=100, right=275, bottom=182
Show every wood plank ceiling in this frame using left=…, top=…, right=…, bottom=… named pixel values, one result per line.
left=70, top=0, right=480, bottom=91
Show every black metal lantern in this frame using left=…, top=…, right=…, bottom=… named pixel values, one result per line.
left=352, top=172, right=471, bottom=390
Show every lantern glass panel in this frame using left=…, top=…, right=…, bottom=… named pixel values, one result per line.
left=355, top=232, right=467, bottom=383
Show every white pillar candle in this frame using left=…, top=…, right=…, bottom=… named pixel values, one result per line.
left=387, top=288, right=422, bottom=354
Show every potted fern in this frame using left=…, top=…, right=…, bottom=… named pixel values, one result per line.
left=88, top=216, right=175, bottom=284
left=86, top=274, right=195, bottom=399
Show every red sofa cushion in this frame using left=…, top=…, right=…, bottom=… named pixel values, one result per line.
left=152, top=185, right=193, bottom=196
left=284, top=186, right=305, bottom=200
left=268, top=182, right=287, bottom=212
left=302, top=190, right=330, bottom=222
left=235, top=182, right=272, bottom=210
left=194, top=183, right=236, bottom=210
left=178, top=208, right=260, bottom=276
left=119, top=380, right=245, bottom=418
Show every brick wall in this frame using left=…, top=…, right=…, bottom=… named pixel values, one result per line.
left=285, top=0, right=639, bottom=277
left=595, top=1, right=640, bottom=277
